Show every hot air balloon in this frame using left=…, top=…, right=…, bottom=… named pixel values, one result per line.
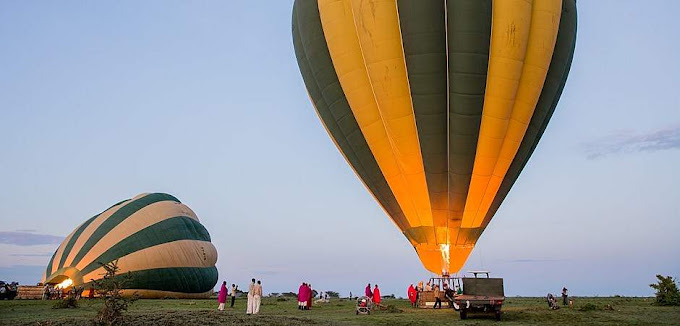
left=42, top=193, right=218, bottom=298
left=292, top=0, right=576, bottom=275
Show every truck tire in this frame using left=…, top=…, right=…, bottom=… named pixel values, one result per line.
left=495, top=310, right=502, bottom=321
left=460, top=309, right=467, bottom=320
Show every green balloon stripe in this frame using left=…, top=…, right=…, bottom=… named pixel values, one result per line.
left=398, top=0, right=449, bottom=234
left=119, top=267, right=218, bottom=294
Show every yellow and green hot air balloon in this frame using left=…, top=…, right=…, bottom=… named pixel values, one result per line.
left=42, top=193, right=218, bottom=298
left=292, top=0, right=577, bottom=275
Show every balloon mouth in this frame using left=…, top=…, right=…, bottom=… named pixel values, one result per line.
left=440, top=244, right=450, bottom=275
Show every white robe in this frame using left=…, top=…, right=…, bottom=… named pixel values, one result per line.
left=246, top=282, right=255, bottom=314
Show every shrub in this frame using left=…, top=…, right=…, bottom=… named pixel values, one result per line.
left=649, top=274, right=680, bottom=306
left=92, top=260, right=138, bottom=325
left=52, top=296, right=78, bottom=309
left=326, top=291, right=339, bottom=298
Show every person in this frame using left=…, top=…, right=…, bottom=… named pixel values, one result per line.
left=415, top=282, right=422, bottom=307
left=217, top=281, right=228, bottom=311
left=298, top=282, right=307, bottom=310
left=561, top=287, right=568, bottom=306
left=42, top=284, right=49, bottom=300
left=246, top=278, right=255, bottom=314
left=407, top=284, right=417, bottom=307
left=253, top=280, right=262, bottom=314
left=373, top=284, right=381, bottom=305
left=425, top=282, right=432, bottom=291
left=230, top=284, right=237, bottom=308
left=307, top=283, right=313, bottom=310
left=349, top=291, right=352, bottom=300
left=433, top=284, right=442, bottom=309
left=547, top=293, right=559, bottom=310
left=89, top=286, right=94, bottom=299
left=444, top=283, right=454, bottom=308
left=455, top=284, right=463, bottom=295
left=365, top=283, right=372, bottom=298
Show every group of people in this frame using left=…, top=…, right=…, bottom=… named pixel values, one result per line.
left=297, top=282, right=314, bottom=310
left=407, top=281, right=462, bottom=308
left=216, top=282, right=238, bottom=310
left=548, top=287, right=569, bottom=310
left=364, top=283, right=381, bottom=305
left=42, top=284, right=90, bottom=300
left=217, top=278, right=262, bottom=315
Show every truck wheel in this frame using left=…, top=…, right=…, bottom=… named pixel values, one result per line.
left=460, top=309, right=467, bottom=320
left=495, top=310, right=502, bottom=321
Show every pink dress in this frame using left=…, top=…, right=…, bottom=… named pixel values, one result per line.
left=218, top=284, right=228, bottom=303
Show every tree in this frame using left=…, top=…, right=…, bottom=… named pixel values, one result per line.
left=649, top=274, right=680, bottom=306
left=325, top=291, right=339, bottom=298
left=92, top=260, right=138, bottom=325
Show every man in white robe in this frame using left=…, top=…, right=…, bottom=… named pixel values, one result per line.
left=253, top=280, right=263, bottom=314
left=246, top=278, right=255, bottom=314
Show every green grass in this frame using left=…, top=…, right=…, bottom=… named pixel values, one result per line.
left=1, top=296, right=677, bottom=325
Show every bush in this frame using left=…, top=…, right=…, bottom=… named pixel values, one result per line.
left=326, top=291, right=339, bottom=298
left=649, top=274, right=680, bottom=306
left=92, top=260, right=138, bottom=325
left=52, top=296, right=78, bottom=309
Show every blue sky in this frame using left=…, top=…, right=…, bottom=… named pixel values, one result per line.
left=1, top=1, right=678, bottom=297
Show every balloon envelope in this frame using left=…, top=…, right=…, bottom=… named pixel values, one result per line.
left=42, top=193, right=218, bottom=298
left=293, top=0, right=577, bottom=274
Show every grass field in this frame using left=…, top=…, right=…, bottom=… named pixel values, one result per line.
left=1, top=296, right=678, bottom=325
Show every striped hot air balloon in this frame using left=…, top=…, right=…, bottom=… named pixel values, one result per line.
left=42, top=193, right=218, bottom=298
left=292, top=0, right=577, bottom=275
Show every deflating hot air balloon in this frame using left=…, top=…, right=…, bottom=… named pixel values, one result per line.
left=42, top=193, right=218, bottom=298
left=292, top=0, right=576, bottom=275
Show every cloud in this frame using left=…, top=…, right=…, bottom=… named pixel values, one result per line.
left=0, top=232, right=63, bottom=246
left=583, top=124, right=680, bottom=159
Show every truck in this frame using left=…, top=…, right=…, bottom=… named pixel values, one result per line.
left=454, top=271, right=504, bottom=321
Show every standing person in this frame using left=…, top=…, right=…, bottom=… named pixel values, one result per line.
left=407, top=284, right=417, bottom=307
left=444, top=283, right=454, bottom=308
left=42, top=284, right=49, bottom=300
left=433, top=285, right=442, bottom=309
left=306, top=283, right=313, bottom=310
left=246, top=278, right=256, bottom=315
left=562, top=287, right=568, bottom=306
left=298, top=282, right=307, bottom=310
left=373, top=284, right=381, bottom=305
left=217, top=281, right=228, bottom=311
left=230, top=284, right=237, bottom=308
left=365, top=283, right=372, bottom=298
left=253, top=280, right=263, bottom=314
left=88, top=286, right=95, bottom=299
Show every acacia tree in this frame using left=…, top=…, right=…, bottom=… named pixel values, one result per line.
left=649, top=274, right=680, bottom=306
left=92, top=260, right=138, bottom=325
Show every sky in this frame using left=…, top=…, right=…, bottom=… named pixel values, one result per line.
left=1, top=1, right=679, bottom=298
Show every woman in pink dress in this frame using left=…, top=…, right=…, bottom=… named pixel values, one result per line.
left=217, top=281, right=228, bottom=311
